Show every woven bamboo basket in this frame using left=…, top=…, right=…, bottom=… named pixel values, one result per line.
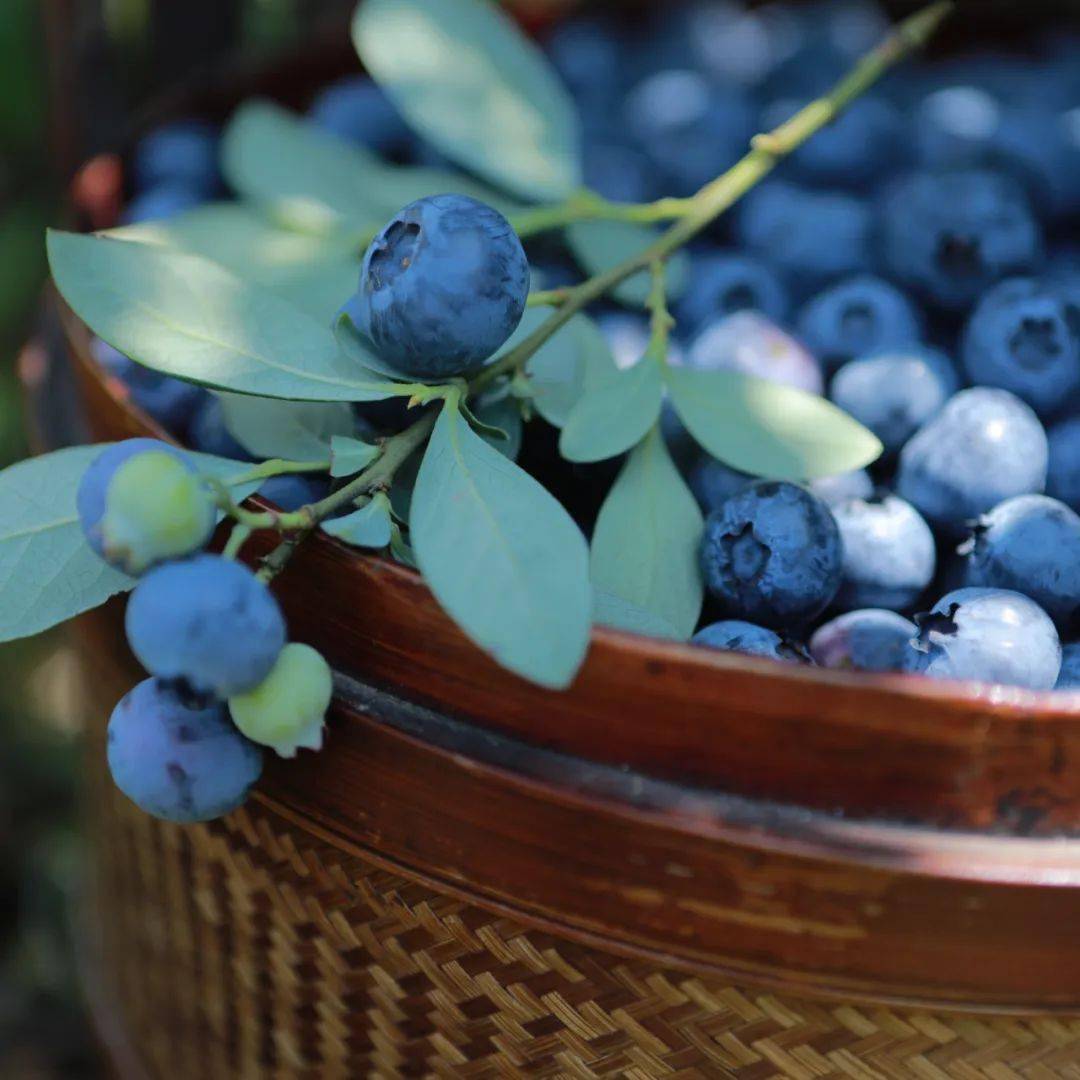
left=24, top=21, right=1080, bottom=1079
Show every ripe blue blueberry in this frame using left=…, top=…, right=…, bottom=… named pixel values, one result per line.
left=107, top=678, right=262, bottom=824
left=830, top=349, right=956, bottom=456
left=187, top=395, right=251, bottom=460
left=700, top=481, right=843, bottom=629
left=831, top=495, right=936, bottom=611
left=583, top=138, right=658, bottom=204
left=896, top=388, right=1048, bottom=535
left=676, top=252, right=789, bottom=337
left=810, top=609, right=917, bottom=672
left=131, top=120, right=220, bottom=196
left=1047, top=416, right=1080, bottom=512
left=961, top=494, right=1080, bottom=630
left=94, top=338, right=205, bottom=433
left=687, top=456, right=752, bottom=515
left=543, top=14, right=623, bottom=117
left=258, top=474, right=330, bottom=513
left=307, top=76, right=413, bottom=159
left=1055, top=642, right=1080, bottom=689
left=356, top=195, right=530, bottom=377
left=692, top=620, right=811, bottom=663
left=125, top=555, right=286, bottom=699
left=808, top=469, right=875, bottom=507
left=878, top=169, right=1042, bottom=311
left=736, top=181, right=872, bottom=294
left=121, top=184, right=204, bottom=225
left=961, top=277, right=1080, bottom=416
left=908, top=587, right=1061, bottom=689
left=795, top=275, right=922, bottom=373
left=687, top=311, right=823, bottom=395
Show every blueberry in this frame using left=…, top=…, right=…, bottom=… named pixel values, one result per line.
left=687, top=311, right=823, bottom=395
left=914, top=85, right=1002, bottom=170
left=94, top=338, right=205, bottom=433
left=676, top=251, right=789, bottom=335
left=908, top=587, right=1061, bottom=690
left=961, top=277, right=1080, bottom=416
left=228, top=643, right=333, bottom=758
left=356, top=195, right=530, bottom=377
left=810, top=609, right=917, bottom=672
left=763, top=95, right=905, bottom=188
left=125, top=554, right=286, bottom=699
left=795, top=275, right=921, bottom=373
left=583, top=138, right=658, bottom=204
left=897, top=388, right=1048, bottom=535
left=130, top=120, right=220, bottom=196
left=961, top=494, right=1080, bottom=630
left=687, top=455, right=752, bottom=515
left=307, top=76, right=413, bottom=159
left=187, top=395, right=251, bottom=460
left=258, top=474, right=330, bottom=513
left=78, top=439, right=214, bottom=573
left=830, top=349, right=956, bottom=456
left=121, top=184, right=204, bottom=225
left=1055, top=642, right=1080, bottom=689
left=544, top=15, right=624, bottom=117
left=807, top=469, right=875, bottom=506
left=1047, top=416, right=1080, bottom=512
left=878, top=169, right=1042, bottom=312
left=107, top=678, right=262, bottom=823
left=831, top=495, right=936, bottom=611
left=700, top=480, right=843, bottom=628
left=692, top=620, right=810, bottom=663
left=736, top=181, right=872, bottom=293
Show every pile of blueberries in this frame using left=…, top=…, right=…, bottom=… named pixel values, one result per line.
left=79, top=439, right=334, bottom=823
left=101, top=0, right=1080, bottom=693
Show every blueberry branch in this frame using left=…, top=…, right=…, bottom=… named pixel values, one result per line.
left=644, top=260, right=674, bottom=365
left=509, top=188, right=695, bottom=239
left=472, top=0, right=954, bottom=394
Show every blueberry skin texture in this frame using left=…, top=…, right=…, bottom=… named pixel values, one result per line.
left=808, top=469, right=875, bottom=507
left=830, top=350, right=955, bottom=456
left=908, top=587, right=1061, bottom=690
left=896, top=388, right=1048, bottom=535
left=810, top=609, right=917, bottom=672
left=125, top=555, right=286, bottom=699
left=962, top=494, right=1080, bottom=630
left=131, top=120, right=220, bottom=196
left=356, top=195, right=530, bottom=377
left=687, top=311, right=823, bottom=395
left=308, top=76, right=413, bottom=158
left=77, top=439, right=197, bottom=563
left=795, top=275, right=921, bottom=373
left=692, top=620, right=810, bottom=664
left=1055, top=642, right=1080, bottom=689
left=107, top=678, right=262, bottom=824
left=93, top=338, right=205, bottom=432
left=700, top=481, right=843, bottom=629
left=831, top=495, right=936, bottom=611
left=961, top=277, right=1080, bottom=416
left=1048, top=416, right=1080, bottom=512
left=676, top=252, right=789, bottom=335
left=878, top=169, right=1042, bottom=312
left=687, top=456, right=752, bottom=515
left=121, top=184, right=204, bottom=225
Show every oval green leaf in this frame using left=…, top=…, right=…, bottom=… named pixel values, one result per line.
left=592, top=587, right=682, bottom=641
left=566, top=221, right=690, bottom=307
left=329, top=435, right=381, bottom=478
left=48, top=230, right=398, bottom=403
left=352, top=0, right=581, bottom=202
left=559, top=358, right=663, bottom=463
left=219, top=393, right=355, bottom=461
left=590, top=427, right=703, bottom=640
left=410, top=403, right=591, bottom=688
left=665, top=365, right=883, bottom=480
left=321, top=493, right=393, bottom=549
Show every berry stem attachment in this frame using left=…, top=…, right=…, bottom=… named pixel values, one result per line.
left=225, top=457, right=332, bottom=486
left=223, top=522, right=252, bottom=560
left=472, top=0, right=954, bottom=395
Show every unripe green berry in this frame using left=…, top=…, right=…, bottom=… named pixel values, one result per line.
left=227, top=643, right=332, bottom=758
left=101, top=451, right=216, bottom=574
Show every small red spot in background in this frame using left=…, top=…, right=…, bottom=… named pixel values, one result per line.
left=72, top=154, right=123, bottom=230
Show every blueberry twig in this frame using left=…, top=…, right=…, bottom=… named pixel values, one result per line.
left=508, top=188, right=696, bottom=239
left=644, top=260, right=674, bottom=366
left=471, top=0, right=954, bottom=395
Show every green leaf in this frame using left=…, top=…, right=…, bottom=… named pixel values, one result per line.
left=559, top=359, right=663, bottom=463
left=329, top=435, right=381, bottom=478
left=592, top=587, right=682, bottom=641
left=320, top=493, right=393, bottom=549
left=491, top=308, right=618, bottom=428
left=352, top=0, right=581, bottom=202
left=222, top=99, right=518, bottom=238
left=0, top=445, right=256, bottom=644
left=472, top=391, right=523, bottom=460
left=218, top=393, right=354, bottom=461
left=190, top=451, right=267, bottom=505
left=665, top=365, right=884, bottom=480
left=108, top=203, right=358, bottom=325
left=411, top=402, right=590, bottom=688
left=48, top=230, right=397, bottom=403
left=389, top=523, right=417, bottom=568
left=566, top=221, right=690, bottom=307
left=336, top=312, right=412, bottom=381
left=590, top=428, right=703, bottom=640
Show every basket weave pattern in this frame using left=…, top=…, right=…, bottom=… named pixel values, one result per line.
left=86, top=759, right=1080, bottom=1080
